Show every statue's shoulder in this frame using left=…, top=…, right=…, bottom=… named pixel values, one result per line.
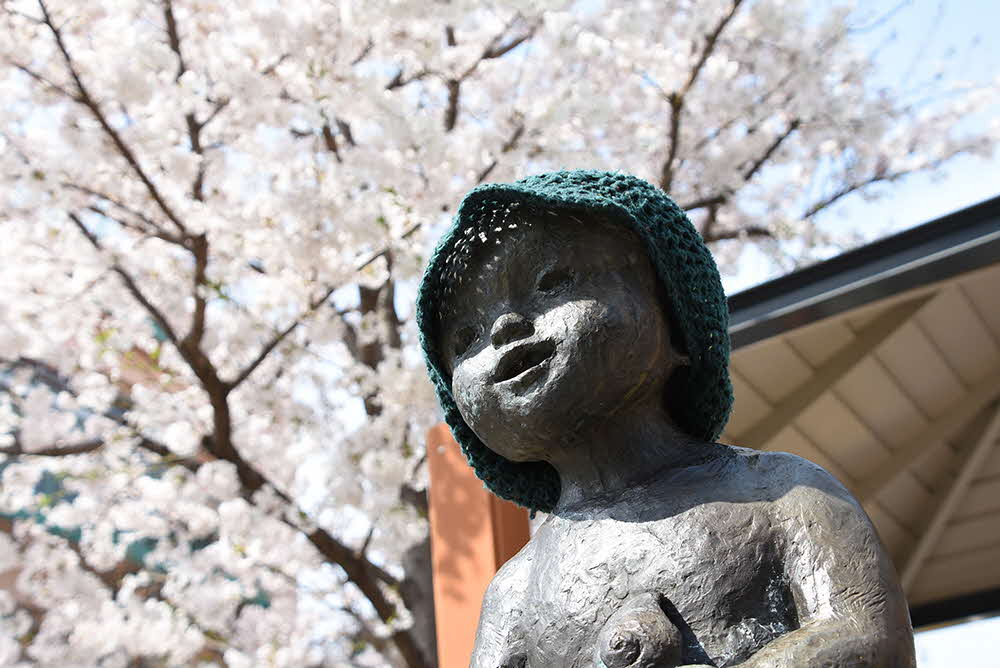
left=727, top=447, right=869, bottom=530
left=482, top=534, right=535, bottom=613
left=472, top=534, right=535, bottom=666
left=726, top=446, right=851, bottom=497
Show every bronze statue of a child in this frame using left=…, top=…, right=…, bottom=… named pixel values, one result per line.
left=416, top=171, right=915, bottom=667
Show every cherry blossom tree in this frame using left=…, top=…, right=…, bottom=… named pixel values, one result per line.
left=0, top=0, right=995, bottom=665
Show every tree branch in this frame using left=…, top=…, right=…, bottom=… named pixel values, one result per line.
left=321, top=122, right=342, bottom=162
left=679, top=193, right=728, bottom=212
left=476, top=121, right=526, bottom=184
left=703, top=224, right=774, bottom=243
left=163, top=0, right=229, bottom=202
left=63, top=182, right=170, bottom=238
left=7, top=60, right=77, bottom=99
left=43, top=1, right=233, bottom=535
left=338, top=604, right=394, bottom=661
left=800, top=159, right=946, bottom=220
left=161, top=0, right=186, bottom=81
left=261, top=52, right=290, bottom=75
left=200, top=98, right=230, bottom=128
left=681, top=117, right=800, bottom=225
left=470, top=16, right=538, bottom=70
left=1, top=356, right=196, bottom=469
left=153, top=2, right=219, bottom=354
left=187, top=113, right=207, bottom=199
left=37, top=0, right=189, bottom=237
left=336, top=271, right=404, bottom=415
left=379, top=277, right=402, bottom=351
left=183, top=233, right=209, bottom=348
left=59, top=532, right=231, bottom=660
left=0, top=438, right=103, bottom=457
left=443, top=17, right=539, bottom=132
left=350, top=39, right=373, bottom=66
left=184, top=100, right=228, bottom=201
left=355, top=222, right=422, bottom=273
left=68, top=211, right=181, bottom=346
left=301, top=525, right=427, bottom=668
left=226, top=284, right=338, bottom=391
left=482, top=29, right=534, bottom=60
left=660, top=0, right=745, bottom=190
left=85, top=205, right=179, bottom=246
left=443, top=79, right=461, bottom=132
left=699, top=202, right=722, bottom=240
left=742, top=117, right=801, bottom=181
left=681, top=0, right=746, bottom=99
left=691, top=75, right=797, bottom=155
left=386, top=67, right=433, bottom=91
left=168, top=437, right=417, bottom=660
left=227, top=220, right=418, bottom=405
left=400, top=484, right=429, bottom=516
left=336, top=118, right=355, bottom=147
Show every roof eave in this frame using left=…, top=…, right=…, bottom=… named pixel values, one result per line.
left=727, top=195, right=1000, bottom=349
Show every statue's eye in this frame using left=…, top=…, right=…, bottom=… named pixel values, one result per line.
left=537, top=267, right=573, bottom=293
left=452, top=325, right=479, bottom=359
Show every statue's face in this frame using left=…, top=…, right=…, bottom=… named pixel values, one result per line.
left=440, top=215, right=681, bottom=462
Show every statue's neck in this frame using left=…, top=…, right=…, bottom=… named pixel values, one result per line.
left=546, top=403, right=724, bottom=512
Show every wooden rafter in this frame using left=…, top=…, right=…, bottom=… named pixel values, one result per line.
left=856, top=364, right=1000, bottom=502
left=901, top=402, right=1000, bottom=592
left=739, top=295, right=932, bottom=449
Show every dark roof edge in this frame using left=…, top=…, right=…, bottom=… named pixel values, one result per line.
left=727, top=194, right=1000, bottom=349
left=910, top=586, right=1000, bottom=630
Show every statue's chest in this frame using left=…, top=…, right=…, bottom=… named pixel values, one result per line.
left=518, top=509, right=793, bottom=667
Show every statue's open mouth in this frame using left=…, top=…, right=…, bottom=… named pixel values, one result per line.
left=493, top=340, right=556, bottom=383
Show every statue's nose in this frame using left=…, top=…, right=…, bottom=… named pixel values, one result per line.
left=490, top=312, right=534, bottom=347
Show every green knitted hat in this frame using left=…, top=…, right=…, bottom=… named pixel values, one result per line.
left=416, top=170, right=732, bottom=512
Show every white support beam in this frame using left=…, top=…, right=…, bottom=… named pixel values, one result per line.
left=738, top=296, right=931, bottom=449
left=901, top=402, right=1000, bottom=593
left=856, top=365, right=1000, bottom=502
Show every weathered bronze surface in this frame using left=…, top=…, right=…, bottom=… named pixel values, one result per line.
left=438, top=214, right=915, bottom=667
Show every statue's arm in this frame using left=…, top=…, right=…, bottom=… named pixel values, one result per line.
left=470, top=552, right=528, bottom=668
left=736, top=462, right=915, bottom=668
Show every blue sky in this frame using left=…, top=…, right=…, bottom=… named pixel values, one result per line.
left=838, top=0, right=999, bottom=228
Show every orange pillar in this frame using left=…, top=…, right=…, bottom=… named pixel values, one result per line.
left=426, top=423, right=530, bottom=668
